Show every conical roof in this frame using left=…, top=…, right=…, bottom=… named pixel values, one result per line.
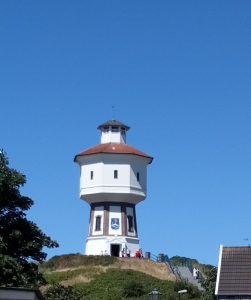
left=74, top=143, right=153, bottom=163
left=97, top=119, right=130, bottom=130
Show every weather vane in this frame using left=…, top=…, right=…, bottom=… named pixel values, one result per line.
left=112, top=105, right=116, bottom=120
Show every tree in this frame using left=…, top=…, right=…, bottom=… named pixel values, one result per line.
left=200, top=266, right=217, bottom=300
left=0, top=150, right=58, bottom=287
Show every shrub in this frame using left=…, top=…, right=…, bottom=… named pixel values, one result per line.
left=122, top=280, right=145, bottom=298
left=43, top=284, right=82, bottom=300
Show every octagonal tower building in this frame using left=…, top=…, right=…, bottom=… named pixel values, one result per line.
left=74, top=120, right=153, bottom=257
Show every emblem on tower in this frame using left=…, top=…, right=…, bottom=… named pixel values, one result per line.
left=74, top=120, right=153, bottom=257
left=111, top=218, right=120, bottom=230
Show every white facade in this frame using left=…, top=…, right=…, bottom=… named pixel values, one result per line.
left=75, top=120, right=152, bottom=257
left=78, top=154, right=149, bottom=204
left=86, top=236, right=140, bottom=256
left=100, top=129, right=126, bottom=144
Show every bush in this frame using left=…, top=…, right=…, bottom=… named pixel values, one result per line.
left=43, top=284, right=82, bottom=300
left=122, top=280, right=145, bottom=298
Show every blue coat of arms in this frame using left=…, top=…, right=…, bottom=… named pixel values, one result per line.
left=111, top=218, right=120, bottom=230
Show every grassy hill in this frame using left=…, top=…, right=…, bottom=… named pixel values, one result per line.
left=40, top=254, right=202, bottom=300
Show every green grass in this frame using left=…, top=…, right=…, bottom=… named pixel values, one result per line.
left=40, top=253, right=116, bottom=272
left=41, top=254, right=203, bottom=299
left=43, top=268, right=201, bottom=300
left=43, top=266, right=104, bottom=284
left=76, top=269, right=201, bottom=299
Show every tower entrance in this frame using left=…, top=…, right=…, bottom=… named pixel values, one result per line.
left=110, top=244, right=120, bottom=257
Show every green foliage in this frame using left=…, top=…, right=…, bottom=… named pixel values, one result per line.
left=200, top=266, right=217, bottom=300
left=170, top=256, right=199, bottom=268
left=69, top=268, right=199, bottom=300
left=43, top=284, right=82, bottom=300
left=0, top=150, right=58, bottom=287
left=174, top=281, right=201, bottom=299
left=121, top=280, right=145, bottom=298
left=40, top=253, right=116, bottom=272
left=40, top=253, right=204, bottom=299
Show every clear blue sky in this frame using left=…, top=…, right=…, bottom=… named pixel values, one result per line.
left=1, top=1, right=250, bottom=265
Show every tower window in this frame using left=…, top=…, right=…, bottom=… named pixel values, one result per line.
left=137, top=172, right=140, bottom=182
left=111, top=126, right=119, bottom=132
left=95, top=215, right=101, bottom=231
left=114, top=170, right=118, bottom=179
left=90, top=171, right=94, bottom=180
left=127, top=215, right=134, bottom=232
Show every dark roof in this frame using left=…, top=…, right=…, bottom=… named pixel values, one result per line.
left=74, top=143, right=153, bottom=163
left=97, top=119, right=130, bottom=130
left=216, top=246, right=251, bottom=296
left=0, top=287, right=43, bottom=300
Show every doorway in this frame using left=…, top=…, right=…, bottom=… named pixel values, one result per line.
left=110, top=244, right=120, bottom=257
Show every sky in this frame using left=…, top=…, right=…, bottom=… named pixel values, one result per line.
left=0, top=1, right=251, bottom=266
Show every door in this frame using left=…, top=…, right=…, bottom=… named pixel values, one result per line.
left=110, top=244, right=120, bottom=257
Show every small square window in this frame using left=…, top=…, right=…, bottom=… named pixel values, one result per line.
left=90, top=171, right=93, bottom=180
left=114, top=170, right=118, bottom=179
left=111, top=126, right=119, bottom=132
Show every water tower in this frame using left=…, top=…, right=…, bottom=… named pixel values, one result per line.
left=74, top=120, right=153, bottom=256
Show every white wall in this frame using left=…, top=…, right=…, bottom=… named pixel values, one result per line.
left=129, top=156, right=148, bottom=193
left=78, top=154, right=149, bottom=204
left=80, top=156, right=103, bottom=189
left=86, top=238, right=108, bottom=255
left=86, top=236, right=140, bottom=256
left=100, top=129, right=126, bottom=144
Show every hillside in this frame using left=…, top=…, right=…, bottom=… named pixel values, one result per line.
left=40, top=254, right=201, bottom=299
left=41, top=254, right=176, bottom=282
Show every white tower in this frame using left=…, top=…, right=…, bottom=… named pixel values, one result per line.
left=74, top=120, right=153, bottom=257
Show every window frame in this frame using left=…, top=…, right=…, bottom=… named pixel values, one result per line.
left=127, top=215, right=134, bottom=233
left=95, top=215, right=101, bottom=231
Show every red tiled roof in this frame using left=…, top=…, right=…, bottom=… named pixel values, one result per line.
left=74, top=143, right=153, bottom=163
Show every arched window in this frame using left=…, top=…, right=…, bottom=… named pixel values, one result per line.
left=95, top=215, right=101, bottom=231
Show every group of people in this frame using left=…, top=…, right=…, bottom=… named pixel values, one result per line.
left=100, top=246, right=144, bottom=258
left=120, top=247, right=143, bottom=258
left=121, top=247, right=131, bottom=257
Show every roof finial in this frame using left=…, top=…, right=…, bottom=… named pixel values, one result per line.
left=112, top=105, right=116, bottom=120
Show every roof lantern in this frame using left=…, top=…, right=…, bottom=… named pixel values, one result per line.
left=98, top=119, right=130, bottom=144
left=97, top=119, right=130, bottom=131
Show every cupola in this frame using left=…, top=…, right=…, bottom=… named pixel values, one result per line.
left=98, top=120, right=130, bottom=144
